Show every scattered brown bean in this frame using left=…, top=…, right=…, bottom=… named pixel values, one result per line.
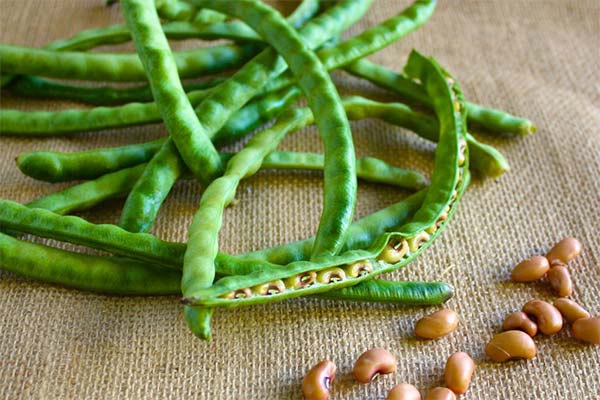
left=502, top=311, right=538, bottom=337
left=353, top=348, right=397, bottom=383
left=546, top=237, right=582, bottom=264
left=572, top=317, right=600, bottom=344
left=444, top=352, right=475, bottom=394
left=414, top=309, right=459, bottom=339
left=547, top=264, right=573, bottom=297
left=386, top=383, right=422, bottom=400
left=485, top=330, right=537, bottom=362
left=425, top=387, right=456, bottom=400
left=511, top=256, right=550, bottom=282
left=302, top=360, right=336, bottom=400
left=553, top=298, right=591, bottom=323
left=522, top=300, right=563, bottom=335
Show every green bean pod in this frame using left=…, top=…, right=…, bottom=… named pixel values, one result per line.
left=122, top=0, right=223, bottom=184
left=26, top=165, right=148, bottom=215
left=182, top=50, right=469, bottom=309
left=194, top=0, right=360, bottom=259
left=0, top=232, right=181, bottom=295
left=119, top=140, right=186, bottom=233
left=314, top=279, right=453, bottom=305
left=0, top=232, right=451, bottom=304
left=263, top=0, right=437, bottom=94
left=17, top=140, right=164, bottom=183
left=8, top=75, right=226, bottom=106
left=0, top=43, right=260, bottom=82
left=20, top=151, right=424, bottom=221
left=345, top=58, right=536, bottom=136
left=182, top=107, right=313, bottom=339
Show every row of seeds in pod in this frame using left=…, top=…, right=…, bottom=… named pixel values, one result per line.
left=486, top=237, right=600, bottom=363
left=378, top=139, right=466, bottom=265
left=302, top=348, right=475, bottom=400
left=221, top=260, right=376, bottom=299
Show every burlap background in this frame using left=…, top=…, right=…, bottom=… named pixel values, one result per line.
left=1, top=1, right=599, bottom=399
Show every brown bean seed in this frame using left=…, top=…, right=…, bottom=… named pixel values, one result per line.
left=522, top=300, right=563, bottom=334
left=553, top=298, right=591, bottom=323
left=444, top=352, right=475, bottom=394
left=425, top=387, right=456, bottom=400
left=353, top=348, right=397, bottom=383
left=572, top=317, right=600, bottom=344
left=502, top=311, right=538, bottom=337
left=302, top=360, right=336, bottom=400
left=546, top=237, right=582, bottom=264
left=511, top=256, right=550, bottom=282
left=386, top=383, right=422, bottom=400
left=547, top=264, right=573, bottom=297
left=485, top=330, right=537, bottom=362
left=414, top=309, right=459, bottom=339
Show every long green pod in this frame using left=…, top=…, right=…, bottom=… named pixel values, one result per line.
left=21, top=152, right=424, bottom=219
left=183, top=107, right=313, bottom=339
left=194, top=0, right=359, bottom=259
left=0, top=84, right=298, bottom=137
left=0, top=191, right=423, bottom=274
left=0, top=232, right=181, bottom=295
left=345, top=58, right=537, bottom=136
left=0, top=232, right=452, bottom=304
left=17, top=140, right=164, bottom=183
left=119, top=85, right=300, bottom=234
left=314, top=279, right=453, bottom=305
left=122, top=0, right=223, bottom=184
left=14, top=95, right=505, bottom=180
left=0, top=43, right=260, bottom=82
left=9, top=75, right=227, bottom=106
left=0, top=0, right=371, bottom=136
left=0, top=90, right=209, bottom=136
left=0, top=199, right=185, bottom=268
left=26, top=165, right=148, bottom=215
left=119, top=140, right=186, bottom=233
left=262, top=0, right=437, bottom=94
left=5, top=2, right=320, bottom=105
left=183, top=50, right=469, bottom=308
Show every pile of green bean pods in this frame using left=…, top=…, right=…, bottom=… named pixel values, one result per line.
left=0, top=0, right=535, bottom=340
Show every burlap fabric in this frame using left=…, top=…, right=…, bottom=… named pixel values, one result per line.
left=1, top=1, right=599, bottom=398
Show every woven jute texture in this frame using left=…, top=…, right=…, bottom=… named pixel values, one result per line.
left=1, top=1, right=599, bottom=399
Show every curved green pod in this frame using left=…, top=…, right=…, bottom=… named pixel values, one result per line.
left=0, top=232, right=181, bottom=295
left=0, top=229, right=452, bottom=304
left=183, top=50, right=469, bottom=310
left=346, top=58, right=537, bottom=136
left=0, top=43, right=260, bottom=82
left=122, top=0, right=223, bottom=184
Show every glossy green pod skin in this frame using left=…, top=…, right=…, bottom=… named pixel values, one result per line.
left=183, top=50, right=469, bottom=309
